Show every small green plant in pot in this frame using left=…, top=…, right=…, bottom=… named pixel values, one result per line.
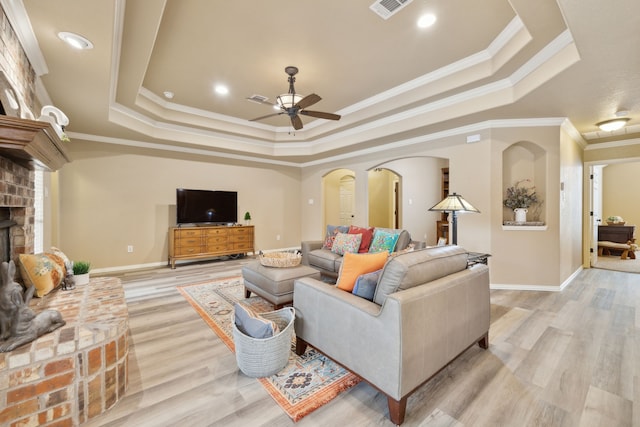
left=73, top=261, right=91, bottom=285
left=244, top=211, right=251, bottom=225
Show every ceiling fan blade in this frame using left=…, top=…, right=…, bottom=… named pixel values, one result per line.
left=299, top=110, right=341, bottom=121
left=291, top=115, right=304, bottom=130
left=249, top=112, right=283, bottom=122
left=295, top=93, right=321, bottom=109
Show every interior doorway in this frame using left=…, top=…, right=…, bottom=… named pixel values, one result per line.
left=368, top=168, right=400, bottom=229
left=322, top=169, right=356, bottom=228
left=339, top=175, right=355, bottom=226
left=587, top=160, right=640, bottom=271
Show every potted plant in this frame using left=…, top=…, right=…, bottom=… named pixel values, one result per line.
left=73, top=261, right=91, bottom=286
left=504, top=179, right=539, bottom=223
left=244, top=211, right=251, bottom=225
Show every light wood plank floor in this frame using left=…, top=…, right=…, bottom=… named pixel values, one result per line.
left=84, top=259, right=639, bottom=426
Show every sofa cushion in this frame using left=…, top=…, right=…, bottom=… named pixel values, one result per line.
left=352, top=269, right=382, bottom=301
left=322, top=225, right=349, bottom=250
left=349, top=225, right=375, bottom=253
left=395, top=230, right=412, bottom=251
left=331, top=232, right=362, bottom=255
left=373, top=245, right=468, bottom=305
left=234, top=301, right=279, bottom=339
left=308, top=249, right=342, bottom=272
left=369, top=229, right=400, bottom=254
left=336, top=251, right=388, bottom=292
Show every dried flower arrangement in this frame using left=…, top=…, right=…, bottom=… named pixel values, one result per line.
left=504, top=179, right=539, bottom=210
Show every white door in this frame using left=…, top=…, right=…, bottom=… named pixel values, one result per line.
left=590, top=165, right=604, bottom=266
left=339, top=175, right=355, bottom=226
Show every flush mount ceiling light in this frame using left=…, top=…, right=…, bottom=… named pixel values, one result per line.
left=214, top=84, right=229, bottom=95
left=57, top=32, right=93, bottom=50
left=597, top=117, right=630, bottom=132
left=417, top=13, right=437, bottom=28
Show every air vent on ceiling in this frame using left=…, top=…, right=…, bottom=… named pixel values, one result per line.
left=370, top=0, right=413, bottom=19
left=246, top=94, right=270, bottom=104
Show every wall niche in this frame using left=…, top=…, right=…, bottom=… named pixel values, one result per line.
left=502, top=141, right=546, bottom=225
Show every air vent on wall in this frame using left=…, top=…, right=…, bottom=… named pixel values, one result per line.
left=370, top=0, right=413, bottom=19
left=246, top=94, right=270, bottom=104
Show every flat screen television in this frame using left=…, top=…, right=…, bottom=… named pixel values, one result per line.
left=176, top=189, right=237, bottom=225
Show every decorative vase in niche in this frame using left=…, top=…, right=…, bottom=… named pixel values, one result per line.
left=514, top=208, right=528, bottom=223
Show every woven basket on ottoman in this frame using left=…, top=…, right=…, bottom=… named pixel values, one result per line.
left=233, top=307, right=295, bottom=377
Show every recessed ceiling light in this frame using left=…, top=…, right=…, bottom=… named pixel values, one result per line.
left=417, top=13, right=436, bottom=28
left=215, top=84, right=229, bottom=95
left=57, top=32, right=93, bottom=50
left=163, top=91, right=174, bottom=99
left=597, top=117, right=630, bottom=132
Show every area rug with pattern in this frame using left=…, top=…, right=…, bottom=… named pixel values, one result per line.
left=177, top=276, right=361, bottom=422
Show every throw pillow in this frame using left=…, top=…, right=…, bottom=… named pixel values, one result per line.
left=348, top=225, right=375, bottom=253
left=352, top=269, right=382, bottom=301
left=18, top=253, right=65, bottom=297
left=336, top=251, right=388, bottom=292
left=331, top=232, right=362, bottom=256
left=368, top=229, right=400, bottom=254
left=49, top=246, right=71, bottom=271
left=322, top=225, right=349, bottom=250
left=234, top=301, right=279, bottom=339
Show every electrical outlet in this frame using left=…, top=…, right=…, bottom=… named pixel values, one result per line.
left=276, top=234, right=281, bottom=241
left=127, top=245, right=133, bottom=253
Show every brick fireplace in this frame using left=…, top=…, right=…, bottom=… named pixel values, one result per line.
left=0, top=155, right=34, bottom=264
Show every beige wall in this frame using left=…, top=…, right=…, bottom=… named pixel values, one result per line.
left=559, top=127, right=584, bottom=281
left=55, top=140, right=301, bottom=269
left=602, top=162, right=640, bottom=227
left=53, top=124, right=586, bottom=289
left=301, top=125, right=582, bottom=289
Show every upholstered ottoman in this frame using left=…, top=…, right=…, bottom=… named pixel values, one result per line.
left=242, top=261, right=320, bottom=309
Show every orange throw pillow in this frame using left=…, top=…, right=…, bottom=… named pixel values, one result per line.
left=336, top=251, right=388, bottom=292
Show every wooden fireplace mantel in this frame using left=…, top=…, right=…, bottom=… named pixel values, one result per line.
left=0, top=115, right=70, bottom=171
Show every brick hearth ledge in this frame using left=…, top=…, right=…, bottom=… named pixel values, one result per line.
left=0, top=277, right=129, bottom=426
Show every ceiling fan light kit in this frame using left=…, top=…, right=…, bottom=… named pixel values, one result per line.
left=249, top=66, right=341, bottom=130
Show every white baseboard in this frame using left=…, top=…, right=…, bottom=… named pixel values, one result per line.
left=91, top=247, right=303, bottom=274
left=490, top=265, right=583, bottom=292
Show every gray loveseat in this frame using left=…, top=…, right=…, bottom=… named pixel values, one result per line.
left=301, top=228, right=413, bottom=279
left=293, top=245, right=490, bottom=425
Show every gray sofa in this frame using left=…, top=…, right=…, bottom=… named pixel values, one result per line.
left=301, top=228, right=413, bottom=279
left=293, top=245, right=490, bottom=425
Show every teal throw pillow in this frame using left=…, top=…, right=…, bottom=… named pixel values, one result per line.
left=352, top=269, right=382, bottom=301
left=368, top=230, right=400, bottom=254
left=331, top=232, right=362, bottom=256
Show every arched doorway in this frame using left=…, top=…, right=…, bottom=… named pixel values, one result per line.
left=322, top=169, right=356, bottom=228
left=368, top=168, right=400, bottom=229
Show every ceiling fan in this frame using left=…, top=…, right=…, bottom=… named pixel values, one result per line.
left=249, top=66, right=341, bottom=130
